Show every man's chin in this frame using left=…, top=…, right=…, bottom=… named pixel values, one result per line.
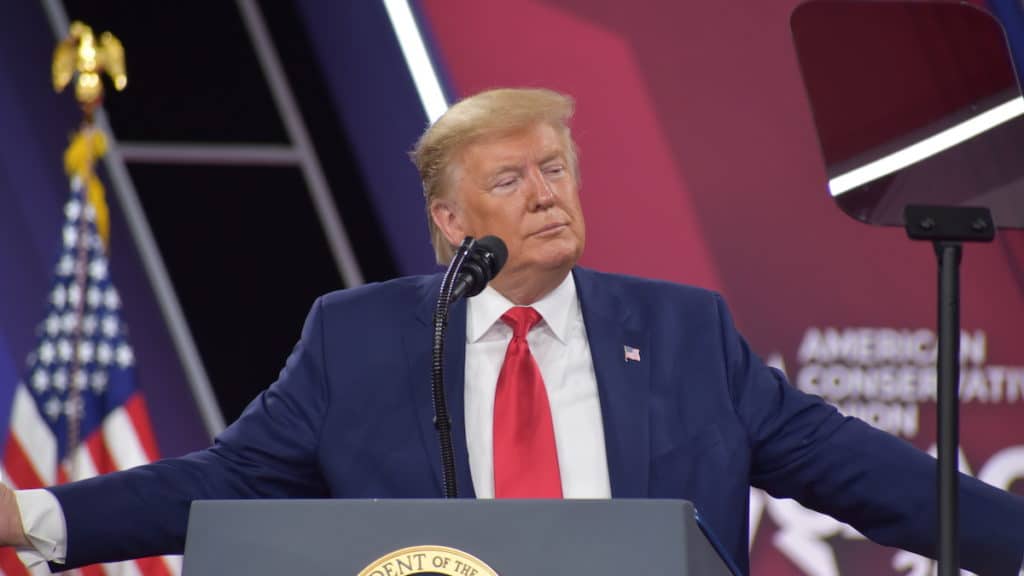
left=529, top=234, right=580, bottom=256
left=533, top=250, right=581, bottom=273
left=501, top=252, right=577, bottom=277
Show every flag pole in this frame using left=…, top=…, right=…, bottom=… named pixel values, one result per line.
left=51, top=21, right=127, bottom=477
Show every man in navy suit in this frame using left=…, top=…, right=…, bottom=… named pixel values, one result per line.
left=2, top=88, right=1023, bottom=574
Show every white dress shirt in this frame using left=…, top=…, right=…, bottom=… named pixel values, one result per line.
left=464, top=273, right=611, bottom=498
left=13, top=488, right=65, bottom=569
left=14, top=272, right=611, bottom=564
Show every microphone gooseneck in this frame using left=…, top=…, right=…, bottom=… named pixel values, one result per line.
left=431, top=236, right=508, bottom=498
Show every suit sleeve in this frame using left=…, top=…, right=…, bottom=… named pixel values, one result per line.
left=712, top=294, right=1024, bottom=575
left=47, top=297, right=332, bottom=569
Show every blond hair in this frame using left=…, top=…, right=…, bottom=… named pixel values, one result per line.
left=411, top=87, right=578, bottom=264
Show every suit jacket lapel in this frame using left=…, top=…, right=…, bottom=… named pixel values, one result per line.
left=573, top=268, right=651, bottom=497
left=409, top=274, right=476, bottom=498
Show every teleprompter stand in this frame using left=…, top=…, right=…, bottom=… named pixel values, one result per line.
left=182, top=499, right=736, bottom=575
left=903, top=204, right=995, bottom=576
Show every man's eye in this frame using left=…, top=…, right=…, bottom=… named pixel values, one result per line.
left=494, top=178, right=517, bottom=189
left=544, top=165, right=566, bottom=176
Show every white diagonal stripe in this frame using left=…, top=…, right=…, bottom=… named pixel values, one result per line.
left=101, top=406, right=148, bottom=470
left=162, top=555, right=183, bottom=574
left=829, top=96, right=1024, bottom=196
left=383, top=0, right=450, bottom=123
left=68, top=441, right=99, bottom=481
left=100, top=559, right=142, bottom=576
left=10, top=386, right=57, bottom=485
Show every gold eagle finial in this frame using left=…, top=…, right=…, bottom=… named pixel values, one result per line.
left=52, top=21, right=127, bottom=248
left=52, top=21, right=127, bottom=118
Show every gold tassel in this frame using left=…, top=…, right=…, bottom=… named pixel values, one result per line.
left=63, top=128, right=110, bottom=249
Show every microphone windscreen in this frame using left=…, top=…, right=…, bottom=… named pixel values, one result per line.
left=475, top=235, right=508, bottom=276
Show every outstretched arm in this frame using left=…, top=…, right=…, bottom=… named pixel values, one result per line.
left=713, top=294, right=1024, bottom=574
left=43, top=296, right=333, bottom=569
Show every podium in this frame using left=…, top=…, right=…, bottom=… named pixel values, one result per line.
left=182, top=499, right=737, bottom=575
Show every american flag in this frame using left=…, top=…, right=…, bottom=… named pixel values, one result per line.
left=624, top=345, right=641, bottom=363
left=0, top=179, right=180, bottom=575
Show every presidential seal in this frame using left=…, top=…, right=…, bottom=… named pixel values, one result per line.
left=358, top=545, right=499, bottom=576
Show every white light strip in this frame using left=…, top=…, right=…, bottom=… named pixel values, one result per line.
left=829, top=96, right=1024, bottom=196
left=383, top=0, right=450, bottom=123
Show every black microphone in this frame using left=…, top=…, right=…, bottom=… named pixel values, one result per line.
left=448, top=235, right=508, bottom=302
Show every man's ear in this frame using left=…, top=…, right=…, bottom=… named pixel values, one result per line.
left=430, top=198, right=467, bottom=247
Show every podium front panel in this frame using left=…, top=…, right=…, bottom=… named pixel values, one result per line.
left=183, top=499, right=734, bottom=575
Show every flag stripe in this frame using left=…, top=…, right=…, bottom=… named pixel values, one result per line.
left=98, top=559, right=140, bottom=576
left=123, top=395, right=159, bottom=463
left=0, top=549, right=30, bottom=576
left=2, top=436, right=45, bottom=489
left=101, top=406, right=148, bottom=471
left=161, top=556, right=182, bottom=574
left=133, top=557, right=171, bottom=576
left=85, top=429, right=115, bottom=476
left=81, top=563, right=107, bottom=576
left=71, top=439, right=101, bottom=479
left=9, top=388, right=56, bottom=486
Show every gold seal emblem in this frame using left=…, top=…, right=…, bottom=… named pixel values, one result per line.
left=358, top=545, right=499, bottom=576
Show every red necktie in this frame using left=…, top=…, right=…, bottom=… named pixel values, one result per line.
left=493, top=307, right=562, bottom=498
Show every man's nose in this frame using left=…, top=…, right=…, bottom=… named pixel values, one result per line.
left=527, top=167, right=556, bottom=210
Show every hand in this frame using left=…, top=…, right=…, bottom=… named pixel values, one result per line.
left=0, top=484, right=29, bottom=548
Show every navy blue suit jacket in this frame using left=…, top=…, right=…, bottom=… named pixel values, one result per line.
left=51, top=268, right=1024, bottom=574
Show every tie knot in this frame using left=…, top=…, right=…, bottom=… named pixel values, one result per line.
left=501, top=306, right=542, bottom=339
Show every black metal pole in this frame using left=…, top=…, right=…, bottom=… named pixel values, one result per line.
left=935, top=241, right=961, bottom=576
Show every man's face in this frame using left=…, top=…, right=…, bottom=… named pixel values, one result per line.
left=435, top=122, right=586, bottom=283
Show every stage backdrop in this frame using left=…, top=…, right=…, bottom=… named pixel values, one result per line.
left=404, top=0, right=1024, bottom=574
left=2, top=1, right=1022, bottom=574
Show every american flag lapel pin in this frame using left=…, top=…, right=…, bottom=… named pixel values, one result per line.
left=624, top=345, right=641, bottom=363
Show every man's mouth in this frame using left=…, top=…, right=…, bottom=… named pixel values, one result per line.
left=531, top=222, right=568, bottom=237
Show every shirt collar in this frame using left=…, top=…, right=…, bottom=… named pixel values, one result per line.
left=466, top=272, right=578, bottom=344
